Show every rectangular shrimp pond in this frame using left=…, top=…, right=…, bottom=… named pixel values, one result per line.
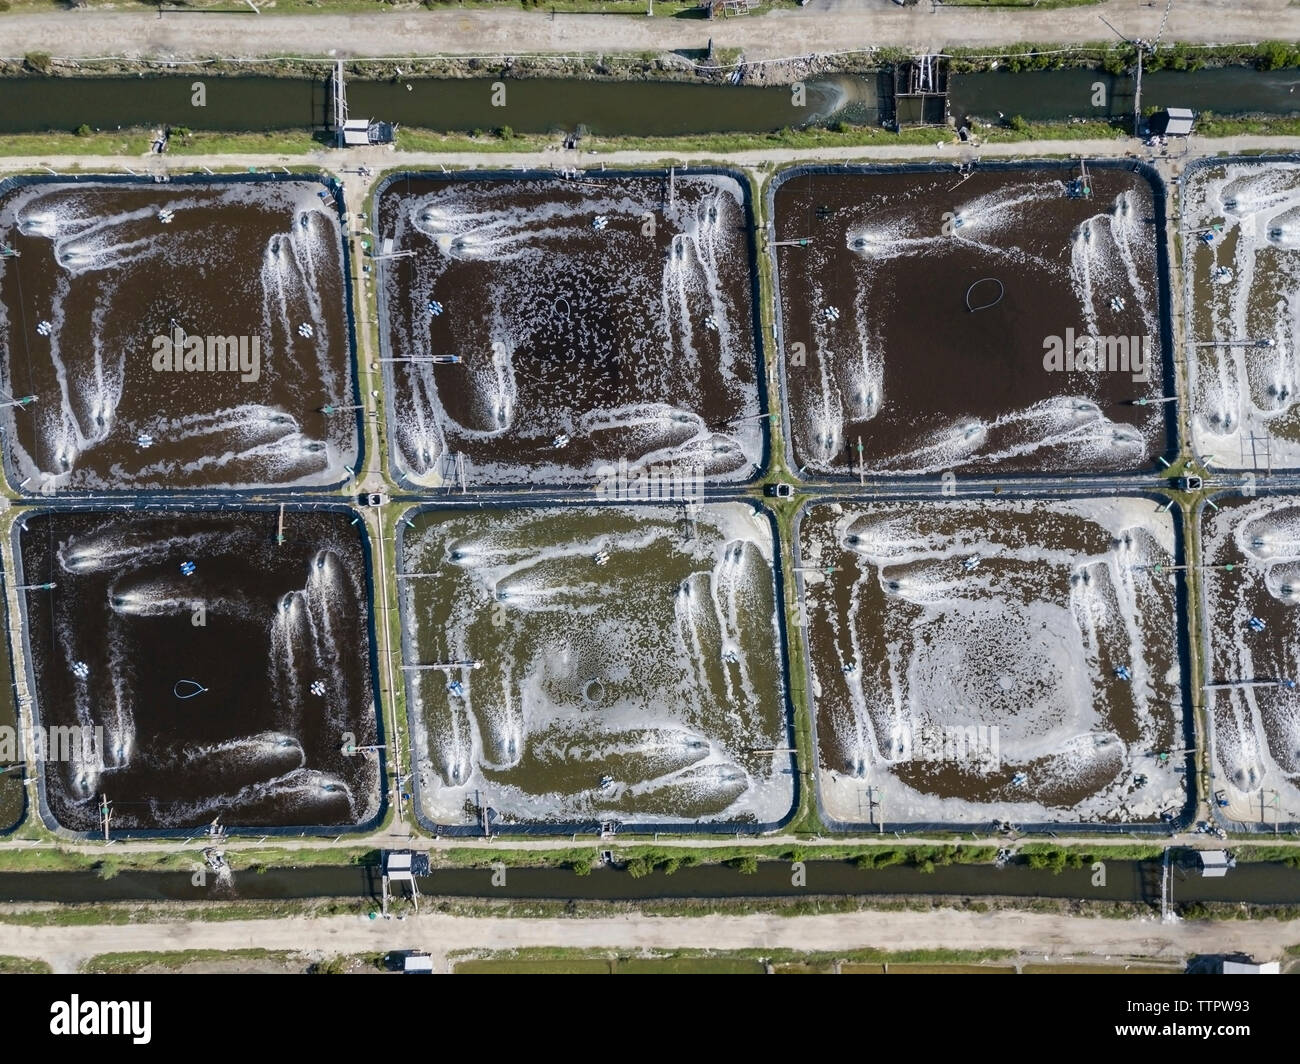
left=1183, top=159, right=1300, bottom=471
left=798, top=497, right=1190, bottom=829
left=374, top=171, right=766, bottom=489
left=771, top=164, right=1172, bottom=478
left=15, top=508, right=382, bottom=834
left=398, top=502, right=795, bottom=831
left=1200, top=494, right=1300, bottom=828
left=0, top=176, right=358, bottom=492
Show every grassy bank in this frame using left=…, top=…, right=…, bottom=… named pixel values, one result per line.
left=5, top=40, right=1300, bottom=86
left=0, top=128, right=322, bottom=158
left=0, top=131, right=155, bottom=157
left=12, top=888, right=1300, bottom=925
left=1016, top=843, right=1167, bottom=874
left=0, top=898, right=370, bottom=926
left=81, top=948, right=296, bottom=974
left=451, top=943, right=1016, bottom=974
left=79, top=948, right=389, bottom=973
left=1229, top=845, right=1300, bottom=867
left=0, top=954, right=51, bottom=973
left=394, top=124, right=960, bottom=154
left=429, top=843, right=1002, bottom=874
left=1194, top=113, right=1300, bottom=138
left=397, top=119, right=1131, bottom=155
left=945, top=41, right=1300, bottom=75
left=14, top=110, right=1300, bottom=162
left=0, top=845, right=378, bottom=876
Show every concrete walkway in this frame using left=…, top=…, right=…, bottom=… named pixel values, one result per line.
left=0, top=0, right=1294, bottom=63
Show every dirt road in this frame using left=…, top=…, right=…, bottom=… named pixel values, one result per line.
left=0, top=0, right=1294, bottom=63
left=0, top=128, right=1291, bottom=178
left=1, top=906, right=1295, bottom=972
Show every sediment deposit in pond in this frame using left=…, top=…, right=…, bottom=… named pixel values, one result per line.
left=799, top=497, right=1187, bottom=827
left=1184, top=160, right=1300, bottom=471
left=1201, top=494, right=1300, bottom=826
left=399, top=502, right=793, bottom=829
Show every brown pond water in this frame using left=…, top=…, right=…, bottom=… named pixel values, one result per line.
left=773, top=166, right=1170, bottom=478
left=16, top=508, right=381, bottom=833
left=376, top=172, right=764, bottom=489
left=0, top=179, right=357, bottom=492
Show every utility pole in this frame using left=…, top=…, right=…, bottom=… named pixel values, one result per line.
left=100, top=794, right=111, bottom=841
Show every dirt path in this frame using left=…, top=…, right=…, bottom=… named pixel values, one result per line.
left=0, top=0, right=1295, bottom=63
left=0, top=130, right=1291, bottom=176
left=2, top=906, right=1297, bottom=972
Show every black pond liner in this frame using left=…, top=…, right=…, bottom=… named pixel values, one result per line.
left=792, top=489, right=1197, bottom=836
left=8, top=500, right=388, bottom=840
left=0, top=170, right=365, bottom=498
left=1179, top=152, right=1300, bottom=475
left=370, top=168, right=771, bottom=494
left=765, top=158, right=1180, bottom=486
left=0, top=566, right=28, bottom=836
left=394, top=495, right=799, bottom=837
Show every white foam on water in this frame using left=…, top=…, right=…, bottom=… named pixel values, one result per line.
left=148, top=767, right=356, bottom=826
left=862, top=396, right=1143, bottom=476
left=181, top=731, right=306, bottom=772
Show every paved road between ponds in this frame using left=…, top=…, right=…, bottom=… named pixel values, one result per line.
left=0, top=0, right=1298, bottom=63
